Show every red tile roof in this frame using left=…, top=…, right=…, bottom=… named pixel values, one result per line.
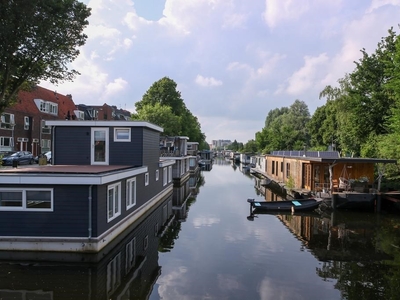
left=11, top=85, right=76, bottom=119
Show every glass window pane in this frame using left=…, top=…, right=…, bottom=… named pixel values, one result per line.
left=108, top=189, right=114, bottom=219
left=0, top=191, right=22, bottom=207
left=114, top=185, right=119, bottom=213
left=116, top=129, right=130, bottom=140
left=26, top=191, right=51, bottom=209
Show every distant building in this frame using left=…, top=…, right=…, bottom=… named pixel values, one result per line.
left=0, top=86, right=76, bottom=155
left=211, top=139, right=232, bottom=150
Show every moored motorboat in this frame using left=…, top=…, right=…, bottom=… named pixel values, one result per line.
left=247, top=198, right=322, bottom=212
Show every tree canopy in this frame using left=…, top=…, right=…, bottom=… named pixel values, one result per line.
left=0, top=0, right=91, bottom=113
left=243, top=27, right=400, bottom=177
left=133, top=77, right=207, bottom=149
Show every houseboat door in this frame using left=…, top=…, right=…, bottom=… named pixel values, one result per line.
left=303, top=163, right=312, bottom=190
left=91, top=128, right=109, bottom=165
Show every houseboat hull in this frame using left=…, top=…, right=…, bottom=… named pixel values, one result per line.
left=332, top=192, right=376, bottom=210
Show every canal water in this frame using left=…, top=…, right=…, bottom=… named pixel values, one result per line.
left=2, top=158, right=400, bottom=299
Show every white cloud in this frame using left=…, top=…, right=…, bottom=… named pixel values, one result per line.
left=192, top=216, right=220, bottom=228
left=195, top=75, right=223, bottom=87
left=123, top=10, right=153, bottom=31
left=102, top=78, right=128, bottom=100
left=40, top=0, right=400, bottom=143
left=263, top=0, right=311, bottom=28
left=284, top=53, right=329, bottom=95
left=367, top=0, right=400, bottom=13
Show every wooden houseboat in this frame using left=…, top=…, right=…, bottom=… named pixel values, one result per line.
left=0, top=120, right=176, bottom=253
left=251, top=151, right=396, bottom=209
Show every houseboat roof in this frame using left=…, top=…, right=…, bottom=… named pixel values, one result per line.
left=269, top=151, right=397, bottom=164
left=45, top=120, right=163, bottom=132
left=0, top=165, right=147, bottom=185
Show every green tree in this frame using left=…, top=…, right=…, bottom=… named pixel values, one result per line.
left=136, top=77, right=185, bottom=115
left=0, top=0, right=91, bottom=113
left=319, top=29, right=398, bottom=156
left=131, top=103, right=181, bottom=136
left=243, top=139, right=258, bottom=153
left=134, top=77, right=207, bottom=146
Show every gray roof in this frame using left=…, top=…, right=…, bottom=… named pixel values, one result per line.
left=269, top=151, right=397, bottom=164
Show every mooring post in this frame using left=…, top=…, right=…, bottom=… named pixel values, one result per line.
left=331, top=193, right=337, bottom=209
left=375, top=193, right=381, bottom=213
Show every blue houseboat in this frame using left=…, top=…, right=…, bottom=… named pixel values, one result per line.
left=0, top=120, right=175, bottom=253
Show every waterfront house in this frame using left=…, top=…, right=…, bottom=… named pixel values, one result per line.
left=160, top=136, right=192, bottom=183
left=263, top=151, right=395, bottom=193
left=0, top=120, right=175, bottom=253
left=0, top=86, right=77, bottom=155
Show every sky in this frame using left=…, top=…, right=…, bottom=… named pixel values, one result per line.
left=40, top=0, right=400, bottom=144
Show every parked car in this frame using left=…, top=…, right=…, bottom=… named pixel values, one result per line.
left=34, top=151, right=52, bottom=164
left=1, top=151, right=34, bottom=166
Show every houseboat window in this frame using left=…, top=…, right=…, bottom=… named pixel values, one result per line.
left=107, top=183, right=121, bottom=222
left=125, top=238, right=136, bottom=273
left=126, top=178, right=136, bottom=209
left=145, top=173, right=149, bottom=186
left=168, top=166, right=172, bottom=183
left=0, top=191, right=22, bottom=207
left=26, top=190, right=51, bottom=209
left=272, top=160, right=275, bottom=174
left=143, top=235, right=148, bottom=250
left=281, top=162, right=283, bottom=173
left=163, top=168, right=168, bottom=186
left=0, top=189, right=53, bottom=211
left=107, top=253, right=121, bottom=297
left=154, top=223, right=159, bottom=236
left=114, top=128, right=131, bottom=142
left=286, top=163, right=291, bottom=178
left=155, top=170, right=159, bottom=181
left=92, top=128, right=109, bottom=165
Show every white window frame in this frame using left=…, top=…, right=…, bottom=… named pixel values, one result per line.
left=125, top=238, right=136, bottom=273
left=37, top=99, right=58, bottom=116
left=0, top=188, right=53, bottom=211
left=107, top=182, right=121, bottom=222
left=145, top=172, right=149, bottom=186
left=163, top=167, right=167, bottom=186
left=41, top=120, right=51, bottom=134
left=114, top=128, right=131, bottom=142
left=41, top=139, right=51, bottom=149
left=0, top=136, right=13, bottom=147
left=126, top=177, right=136, bottom=210
left=24, top=116, right=29, bottom=130
left=155, top=170, right=159, bottom=181
left=168, top=166, right=172, bottom=183
left=0, top=113, right=15, bottom=129
left=107, top=253, right=121, bottom=297
left=91, top=127, right=109, bottom=165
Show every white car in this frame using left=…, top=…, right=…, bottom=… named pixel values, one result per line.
left=35, top=151, right=52, bottom=164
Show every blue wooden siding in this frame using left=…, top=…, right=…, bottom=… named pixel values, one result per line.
left=0, top=185, right=90, bottom=237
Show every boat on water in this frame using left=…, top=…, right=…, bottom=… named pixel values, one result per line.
left=247, top=198, right=322, bottom=212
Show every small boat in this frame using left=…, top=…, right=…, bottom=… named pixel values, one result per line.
left=247, top=198, right=322, bottom=212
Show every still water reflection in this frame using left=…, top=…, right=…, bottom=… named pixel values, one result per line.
left=2, top=158, right=400, bottom=300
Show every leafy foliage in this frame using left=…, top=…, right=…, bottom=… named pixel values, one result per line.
left=0, top=0, right=91, bottom=113
left=133, top=77, right=207, bottom=148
